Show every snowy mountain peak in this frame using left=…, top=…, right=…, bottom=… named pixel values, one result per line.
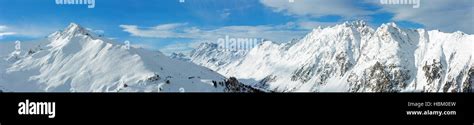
left=379, top=22, right=400, bottom=31
left=352, top=20, right=368, bottom=27
left=198, top=42, right=219, bottom=50
left=47, top=23, right=111, bottom=50
left=336, top=20, right=369, bottom=29
left=64, top=23, right=89, bottom=35
left=453, top=31, right=466, bottom=36
left=49, top=23, right=101, bottom=41
left=66, top=23, right=80, bottom=30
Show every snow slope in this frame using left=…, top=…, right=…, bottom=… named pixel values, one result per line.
left=190, top=21, right=474, bottom=92
left=0, top=23, right=258, bottom=92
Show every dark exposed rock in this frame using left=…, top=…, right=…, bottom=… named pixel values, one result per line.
left=147, top=73, right=161, bottom=82
left=222, top=77, right=264, bottom=93
left=463, top=67, right=474, bottom=92
left=212, top=80, right=217, bottom=88
left=422, top=59, right=443, bottom=84
left=336, top=52, right=353, bottom=76
left=347, top=61, right=410, bottom=92
left=291, top=65, right=316, bottom=83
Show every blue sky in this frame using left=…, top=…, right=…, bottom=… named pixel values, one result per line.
left=0, top=0, right=472, bottom=54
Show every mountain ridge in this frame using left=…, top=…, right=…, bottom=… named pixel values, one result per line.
left=190, top=20, right=474, bottom=92
left=0, top=23, right=259, bottom=92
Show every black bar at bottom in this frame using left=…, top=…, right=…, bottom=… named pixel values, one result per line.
left=0, top=93, right=472, bottom=124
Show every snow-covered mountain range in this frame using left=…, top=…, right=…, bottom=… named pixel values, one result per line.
left=190, top=21, right=474, bottom=92
left=0, top=23, right=259, bottom=92
left=1, top=21, right=472, bottom=93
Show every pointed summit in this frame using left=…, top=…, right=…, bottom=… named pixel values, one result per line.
left=48, top=23, right=103, bottom=42
left=47, top=23, right=100, bottom=48
left=352, top=20, right=368, bottom=28
left=67, top=23, right=80, bottom=29
left=63, top=23, right=88, bottom=35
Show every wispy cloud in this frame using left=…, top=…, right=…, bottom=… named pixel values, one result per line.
left=4, top=24, right=60, bottom=39
left=219, top=9, right=232, bottom=19
left=86, top=28, right=105, bottom=35
left=0, top=25, right=7, bottom=31
left=260, top=0, right=373, bottom=18
left=374, top=0, right=474, bottom=33
left=120, top=23, right=191, bottom=38
left=120, top=22, right=308, bottom=42
left=0, top=25, right=16, bottom=39
left=296, top=21, right=338, bottom=30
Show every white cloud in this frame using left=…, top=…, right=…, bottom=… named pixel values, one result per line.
left=0, top=32, right=16, bottom=38
left=219, top=9, right=232, bottom=19
left=3, top=24, right=59, bottom=38
left=120, top=23, right=308, bottom=42
left=296, top=21, right=338, bottom=30
left=120, top=23, right=192, bottom=38
left=86, top=28, right=105, bottom=35
left=0, top=25, right=16, bottom=39
left=0, top=24, right=64, bottom=39
left=0, top=25, right=7, bottom=31
left=259, top=0, right=373, bottom=18
left=375, top=0, right=474, bottom=33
